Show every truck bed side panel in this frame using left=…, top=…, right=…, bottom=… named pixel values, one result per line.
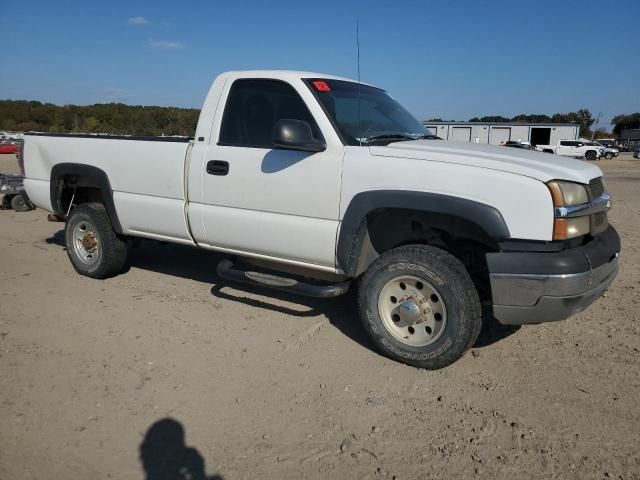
left=24, top=135, right=193, bottom=243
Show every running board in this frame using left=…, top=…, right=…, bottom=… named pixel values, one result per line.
left=216, top=259, right=351, bottom=298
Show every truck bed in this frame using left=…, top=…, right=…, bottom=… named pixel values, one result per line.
left=23, top=132, right=194, bottom=244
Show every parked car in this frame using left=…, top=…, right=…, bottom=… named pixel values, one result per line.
left=587, top=142, right=618, bottom=159
left=0, top=142, right=20, bottom=154
left=597, top=139, right=616, bottom=149
left=536, top=140, right=602, bottom=160
left=22, top=70, right=620, bottom=369
left=504, top=141, right=534, bottom=150
left=634, top=145, right=640, bottom=159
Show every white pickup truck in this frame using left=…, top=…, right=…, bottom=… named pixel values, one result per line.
left=22, top=70, right=620, bottom=369
left=536, top=140, right=603, bottom=160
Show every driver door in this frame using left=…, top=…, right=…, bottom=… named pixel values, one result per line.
left=199, top=78, right=343, bottom=269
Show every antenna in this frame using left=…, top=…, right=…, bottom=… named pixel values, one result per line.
left=356, top=20, right=361, bottom=84
left=356, top=20, right=361, bottom=146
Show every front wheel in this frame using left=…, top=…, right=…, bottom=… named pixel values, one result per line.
left=65, top=203, right=128, bottom=279
left=604, top=152, right=614, bottom=160
left=585, top=150, right=597, bottom=161
left=358, top=245, right=481, bottom=369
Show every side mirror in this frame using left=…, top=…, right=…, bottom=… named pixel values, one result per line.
left=272, top=119, right=325, bottom=152
left=576, top=143, right=583, bottom=147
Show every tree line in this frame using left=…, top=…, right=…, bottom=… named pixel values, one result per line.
left=0, top=100, right=200, bottom=137
left=1, top=99, right=638, bottom=140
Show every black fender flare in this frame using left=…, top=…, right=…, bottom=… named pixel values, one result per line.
left=336, top=190, right=511, bottom=277
left=50, top=163, right=122, bottom=233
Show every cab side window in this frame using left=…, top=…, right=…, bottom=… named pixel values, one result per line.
left=219, top=79, right=323, bottom=148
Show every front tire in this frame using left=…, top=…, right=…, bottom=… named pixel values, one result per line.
left=585, top=150, right=597, bottom=161
left=65, top=203, right=128, bottom=279
left=604, top=152, right=613, bottom=160
left=358, top=245, right=481, bottom=369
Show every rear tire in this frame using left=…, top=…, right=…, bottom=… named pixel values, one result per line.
left=358, top=245, right=481, bottom=369
left=585, top=150, right=597, bottom=161
left=65, top=203, right=128, bottom=279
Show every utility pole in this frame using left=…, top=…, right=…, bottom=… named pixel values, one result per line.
left=591, top=112, right=602, bottom=140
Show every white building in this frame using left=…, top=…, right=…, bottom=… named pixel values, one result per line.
left=422, top=121, right=580, bottom=146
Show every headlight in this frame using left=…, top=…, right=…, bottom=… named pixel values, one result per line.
left=547, top=181, right=591, bottom=240
left=547, top=181, right=589, bottom=207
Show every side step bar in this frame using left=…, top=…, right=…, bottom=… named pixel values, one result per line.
left=216, top=259, right=351, bottom=298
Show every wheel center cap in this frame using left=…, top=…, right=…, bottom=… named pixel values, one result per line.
left=398, top=299, right=422, bottom=325
left=81, top=233, right=97, bottom=251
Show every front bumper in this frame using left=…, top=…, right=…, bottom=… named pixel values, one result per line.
left=487, top=226, right=620, bottom=325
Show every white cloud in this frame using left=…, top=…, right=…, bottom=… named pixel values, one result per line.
left=127, top=16, right=149, bottom=26
left=104, top=87, right=129, bottom=101
left=147, top=39, right=185, bottom=49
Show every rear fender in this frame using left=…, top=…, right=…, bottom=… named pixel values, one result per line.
left=50, top=163, right=122, bottom=233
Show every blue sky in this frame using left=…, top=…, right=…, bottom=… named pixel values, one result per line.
left=1, top=0, right=638, bottom=128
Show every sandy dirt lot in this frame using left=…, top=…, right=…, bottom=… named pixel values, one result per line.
left=1, top=153, right=639, bottom=480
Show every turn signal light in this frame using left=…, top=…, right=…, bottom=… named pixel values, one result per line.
left=553, top=217, right=590, bottom=240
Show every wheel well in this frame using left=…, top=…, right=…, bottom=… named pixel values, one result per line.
left=350, top=208, right=497, bottom=300
left=50, top=163, right=122, bottom=233
left=59, top=182, right=105, bottom=214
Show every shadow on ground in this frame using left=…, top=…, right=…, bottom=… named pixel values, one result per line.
left=46, top=231, right=519, bottom=355
left=140, top=418, right=223, bottom=480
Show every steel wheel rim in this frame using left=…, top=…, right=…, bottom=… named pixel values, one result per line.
left=377, top=275, right=447, bottom=347
left=72, top=220, right=101, bottom=266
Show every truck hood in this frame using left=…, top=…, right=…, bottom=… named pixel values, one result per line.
left=370, top=140, right=602, bottom=184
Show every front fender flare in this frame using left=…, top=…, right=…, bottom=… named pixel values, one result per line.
left=336, top=190, right=510, bottom=277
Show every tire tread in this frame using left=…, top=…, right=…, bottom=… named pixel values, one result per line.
left=358, top=245, right=481, bottom=369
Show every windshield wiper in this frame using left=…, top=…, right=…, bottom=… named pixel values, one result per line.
left=364, top=133, right=417, bottom=144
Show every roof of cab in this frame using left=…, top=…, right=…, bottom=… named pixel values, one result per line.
left=219, top=70, right=363, bottom=84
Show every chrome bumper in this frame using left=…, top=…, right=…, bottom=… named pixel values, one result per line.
left=490, top=256, right=618, bottom=325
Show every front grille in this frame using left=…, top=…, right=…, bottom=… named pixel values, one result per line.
left=589, top=177, right=604, bottom=198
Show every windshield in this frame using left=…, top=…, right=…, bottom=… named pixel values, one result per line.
left=304, top=79, right=432, bottom=146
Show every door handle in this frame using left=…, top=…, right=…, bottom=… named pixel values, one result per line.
left=206, top=160, right=229, bottom=176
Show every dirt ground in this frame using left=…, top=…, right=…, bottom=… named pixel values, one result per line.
left=1, top=153, right=639, bottom=480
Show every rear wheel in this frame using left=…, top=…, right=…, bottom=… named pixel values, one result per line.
left=358, top=245, right=481, bottom=369
left=65, top=203, right=127, bottom=278
left=585, top=150, right=597, bottom=161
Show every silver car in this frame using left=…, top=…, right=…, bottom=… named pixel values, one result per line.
left=587, top=142, right=618, bottom=159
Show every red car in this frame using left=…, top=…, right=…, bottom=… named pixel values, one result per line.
left=0, top=142, right=20, bottom=154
